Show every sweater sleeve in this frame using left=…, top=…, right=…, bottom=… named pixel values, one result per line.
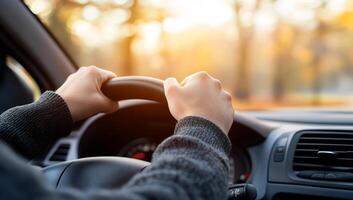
left=0, top=91, right=73, bottom=159
left=0, top=116, right=231, bottom=200
left=120, top=116, right=231, bottom=200
left=56, top=116, right=231, bottom=200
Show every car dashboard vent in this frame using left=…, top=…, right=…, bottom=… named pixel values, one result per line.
left=293, top=131, right=353, bottom=182
left=49, top=143, right=70, bottom=162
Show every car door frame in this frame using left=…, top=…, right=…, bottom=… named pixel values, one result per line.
left=0, top=0, right=76, bottom=91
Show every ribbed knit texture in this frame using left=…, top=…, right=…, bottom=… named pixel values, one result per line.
left=0, top=92, right=231, bottom=200
left=0, top=91, right=73, bottom=159
left=118, top=116, right=231, bottom=200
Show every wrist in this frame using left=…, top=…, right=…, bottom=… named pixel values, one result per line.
left=55, top=91, right=78, bottom=122
left=41, top=91, right=74, bottom=127
left=174, top=116, right=231, bottom=155
left=179, top=113, right=230, bottom=134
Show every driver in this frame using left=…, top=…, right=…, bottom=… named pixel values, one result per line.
left=0, top=66, right=234, bottom=200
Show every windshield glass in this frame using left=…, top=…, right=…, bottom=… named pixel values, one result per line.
left=24, top=0, right=353, bottom=110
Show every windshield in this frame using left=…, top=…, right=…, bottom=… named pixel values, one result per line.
left=24, top=0, right=353, bottom=111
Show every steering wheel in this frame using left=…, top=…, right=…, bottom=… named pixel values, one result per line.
left=42, top=76, right=167, bottom=191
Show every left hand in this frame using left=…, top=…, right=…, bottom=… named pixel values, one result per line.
left=56, top=66, right=118, bottom=122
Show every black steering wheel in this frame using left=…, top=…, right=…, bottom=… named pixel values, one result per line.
left=42, top=76, right=167, bottom=191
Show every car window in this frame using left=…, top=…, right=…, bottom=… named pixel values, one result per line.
left=0, top=47, right=41, bottom=113
left=24, top=0, right=353, bottom=111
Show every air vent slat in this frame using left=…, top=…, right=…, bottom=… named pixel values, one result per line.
left=296, top=143, right=353, bottom=151
left=299, top=138, right=353, bottom=144
left=297, top=143, right=353, bottom=147
left=294, top=157, right=353, bottom=167
left=300, top=137, right=353, bottom=141
left=293, top=131, right=353, bottom=181
left=294, top=163, right=353, bottom=172
left=294, top=155, right=353, bottom=161
left=49, top=143, right=70, bottom=162
left=300, top=133, right=353, bottom=139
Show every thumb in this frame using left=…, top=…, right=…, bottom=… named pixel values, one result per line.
left=96, top=68, right=117, bottom=84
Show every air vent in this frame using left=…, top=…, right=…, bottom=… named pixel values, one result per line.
left=293, top=131, right=353, bottom=181
left=49, top=143, right=70, bottom=162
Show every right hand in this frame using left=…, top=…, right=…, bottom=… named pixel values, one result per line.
left=164, top=72, right=234, bottom=135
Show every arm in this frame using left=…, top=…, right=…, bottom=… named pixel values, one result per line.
left=118, top=116, right=231, bottom=200
left=57, top=71, right=234, bottom=200
left=0, top=70, right=234, bottom=200
left=0, top=117, right=230, bottom=200
left=0, top=66, right=118, bottom=159
left=0, top=91, right=73, bottom=158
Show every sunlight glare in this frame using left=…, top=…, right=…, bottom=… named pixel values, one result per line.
left=327, top=0, right=348, bottom=15
left=162, top=18, right=188, bottom=33
left=134, top=22, right=162, bottom=53
left=82, top=5, right=100, bottom=21
left=74, top=0, right=89, bottom=4
left=113, top=0, right=131, bottom=6
left=28, top=0, right=51, bottom=15
left=164, top=0, right=233, bottom=28
left=255, top=9, right=277, bottom=32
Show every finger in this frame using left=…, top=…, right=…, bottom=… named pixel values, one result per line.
left=212, top=78, right=222, bottom=90
left=103, top=100, right=119, bottom=113
left=182, top=71, right=210, bottom=86
left=78, top=66, right=87, bottom=71
left=96, top=93, right=119, bottom=113
left=95, top=67, right=117, bottom=84
left=223, top=90, right=232, bottom=102
left=164, top=77, right=181, bottom=96
left=181, top=74, right=191, bottom=86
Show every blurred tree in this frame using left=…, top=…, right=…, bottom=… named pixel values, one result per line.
left=233, top=0, right=262, bottom=100
left=310, top=21, right=328, bottom=105
left=48, top=0, right=78, bottom=63
left=272, top=23, right=297, bottom=101
left=119, top=0, right=139, bottom=75
left=309, top=2, right=330, bottom=105
left=120, top=0, right=169, bottom=76
left=25, top=0, right=353, bottom=110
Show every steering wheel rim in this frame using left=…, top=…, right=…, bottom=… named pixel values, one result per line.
left=101, top=76, right=167, bottom=104
left=43, top=76, right=167, bottom=191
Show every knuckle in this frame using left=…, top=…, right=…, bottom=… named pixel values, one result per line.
left=214, top=79, right=222, bottom=88
left=86, top=66, right=99, bottom=75
left=68, top=73, right=75, bottom=79
left=165, top=85, right=179, bottom=95
left=214, top=79, right=221, bottom=84
left=87, top=65, right=97, bottom=69
left=78, top=66, right=87, bottom=71
left=197, top=71, right=209, bottom=79
left=223, top=91, right=232, bottom=101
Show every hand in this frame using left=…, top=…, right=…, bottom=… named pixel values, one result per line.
left=56, top=66, right=118, bottom=122
left=164, top=71, right=234, bottom=134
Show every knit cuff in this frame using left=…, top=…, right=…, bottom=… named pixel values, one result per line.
left=174, top=116, right=231, bottom=155
left=38, top=91, right=73, bottom=137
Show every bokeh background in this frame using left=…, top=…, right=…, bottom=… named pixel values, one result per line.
left=24, top=0, right=353, bottom=110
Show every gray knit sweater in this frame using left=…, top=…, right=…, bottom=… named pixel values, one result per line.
left=0, top=91, right=231, bottom=200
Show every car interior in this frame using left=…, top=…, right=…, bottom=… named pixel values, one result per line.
left=0, top=0, right=353, bottom=199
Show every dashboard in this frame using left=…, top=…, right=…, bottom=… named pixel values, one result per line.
left=40, top=100, right=353, bottom=200
left=115, top=137, right=250, bottom=184
left=75, top=100, right=254, bottom=185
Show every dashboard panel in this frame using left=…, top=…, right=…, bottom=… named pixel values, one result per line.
left=116, top=137, right=251, bottom=184
left=75, top=101, right=254, bottom=185
left=248, top=125, right=353, bottom=199
left=41, top=100, right=353, bottom=199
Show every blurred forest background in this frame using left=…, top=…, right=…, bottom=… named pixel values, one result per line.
left=25, top=0, right=353, bottom=110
